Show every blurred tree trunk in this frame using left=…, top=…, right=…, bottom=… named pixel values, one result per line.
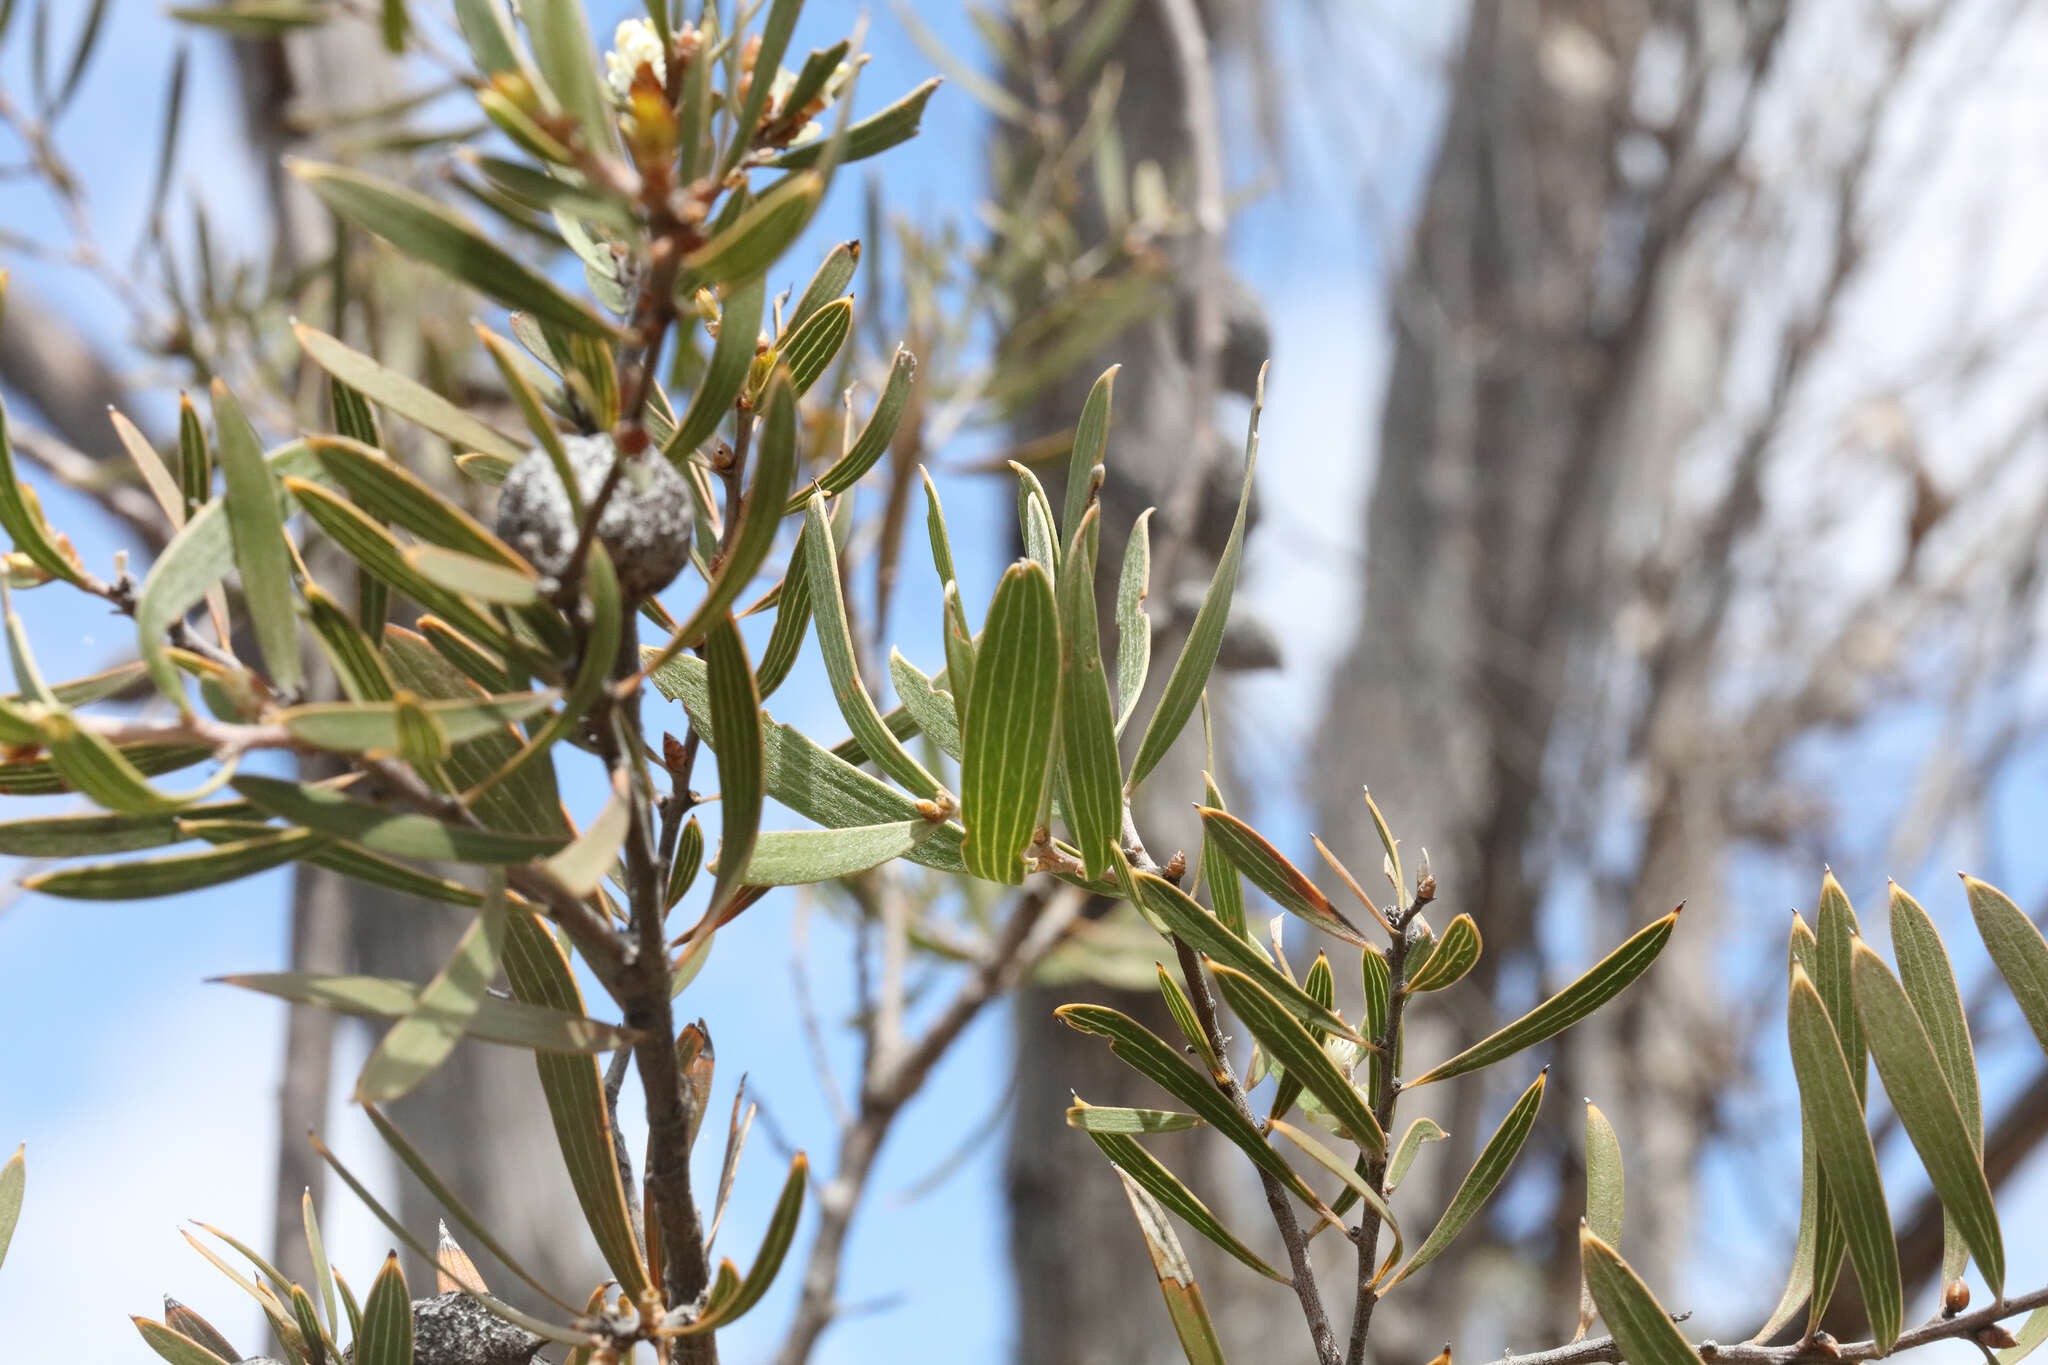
left=1310, top=1, right=1786, bottom=1352
left=998, top=3, right=1295, bottom=1361
left=239, top=19, right=599, bottom=1304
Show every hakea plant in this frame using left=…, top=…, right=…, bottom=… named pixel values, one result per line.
left=1, top=2, right=2048, bottom=1365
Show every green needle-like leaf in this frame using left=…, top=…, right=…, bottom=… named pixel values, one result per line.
left=1403, top=913, right=1481, bottom=992
left=294, top=164, right=615, bottom=336
left=132, top=1319, right=233, bottom=1365
left=778, top=296, right=852, bottom=397
left=211, top=381, right=301, bottom=690
left=1577, top=1103, right=1625, bottom=1339
left=1580, top=1229, right=1700, bottom=1365
left=357, top=886, right=507, bottom=1104
left=1753, top=913, right=1828, bottom=1343
left=735, top=821, right=937, bottom=885
left=888, top=650, right=962, bottom=760
left=521, top=0, right=613, bottom=161
left=1058, top=508, right=1123, bottom=878
left=216, top=971, right=626, bottom=1052
left=1386, top=1069, right=1548, bottom=1286
left=668, top=273, right=766, bottom=460
left=959, top=560, right=1061, bottom=883
left=24, top=829, right=321, bottom=899
left=232, top=776, right=564, bottom=863
left=703, top=611, right=765, bottom=913
left=804, top=492, right=943, bottom=798
left=354, top=1254, right=414, bottom=1365
left=1066, top=1101, right=1203, bottom=1134
left=783, top=348, right=916, bottom=511
left=0, top=1144, right=20, bottom=1271
left=1128, top=373, right=1260, bottom=790
left=280, top=691, right=556, bottom=754
left=1965, top=874, right=2048, bottom=1061
left=1409, top=907, right=1681, bottom=1087
left=1890, top=882, right=1982, bottom=1287
left=1268, top=1117, right=1401, bottom=1280
left=500, top=911, right=650, bottom=1296
left=1195, top=807, right=1370, bottom=948
left=1114, top=507, right=1153, bottom=735
left=765, top=78, right=941, bottom=170
left=1211, top=962, right=1383, bottom=1153
left=1387, top=1118, right=1449, bottom=1196
left=1787, top=963, right=1900, bottom=1352
left=0, top=397, right=84, bottom=586
left=1850, top=940, right=2003, bottom=1294
left=297, top=326, right=527, bottom=462
left=1062, top=365, right=1116, bottom=540
left=674, top=1153, right=809, bottom=1333
left=789, top=240, right=860, bottom=331
left=1083, top=1128, right=1288, bottom=1283
left=1056, top=1003, right=1318, bottom=1205
left=684, top=173, right=824, bottom=289
left=1112, top=1169, right=1229, bottom=1365
left=1131, top=864, right=1357, bottom=1042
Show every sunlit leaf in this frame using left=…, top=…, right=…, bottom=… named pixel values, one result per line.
left=1408, top=908, right=1680, bottom=1087
left=296, top=324, right=526, bottom=463
left=292, top=162, right=616, bottom=335
left=1889, top=882, right=1981, bottom=1287
left=684, top=173, right=824, bottom=289
left=766, top=78, right=941, bottom=170
left=24, top=829, right=320, bottom=899
left=1083, top=1128, right=1287, bottom=1284
left=1114, top=506, right=1152, bottom=735
left=232, top=775, right=564, bottom=863
left=1385, top=1069, right=1547, bottom=1286
left=736, top=820, right=937, bottom=885
left=354, top=1253, right=413, bottom=1365
left=667, top=273, right=766, bottom=460
left=161, top=1300, right=237, bottom=1364
left=1212, top=963, right=1383, bottom=1153
left=1787, top=963, right=1900, bottom=1352
left=778, top=296, right=851, bottom=398
left=1404, top=913, right=1480, bottom=992
left=783, top=347, right=916, bottom=512
left=132, top=1319, right=233, bottom=1365
left=1061, top=365, right=1115, bottom=541
left=1195, top=808, right=1369, bottom=948
left=0, top=1144, right=20, bottom=1271
left=1055, top=1003, right=1317, bottom=1205
left=1965, top=875, right=2048, bottom=1061
left=673, top=1153, right=808, bottom=1333
left=1268, top=1117, right=1400, bottom=1279
left=211, top=382, right=301, bottom=689
left=1057, top=508, right=1122, bottom=878
left=1065, top=1101, right=1202, bottom=1134
left=1850, top=940, right=2003, bottom=1295
left=1580, top=1229, right=1699, bottom=1365
left=281, top=691, right=555, bottom=754
left=1112, top=1168, right=1228, bottom=1365
left=218, top=970, right=626, bottom=1052
left=1576, top=1102, right=1624, bottom=1340
left=1128, top=373, right=1260, bottom=790
left=889, top=650, right=962, bottom=760
left=500, top=912, right=648, bottom=1294
left=959, top=561, right=1061, bottom=883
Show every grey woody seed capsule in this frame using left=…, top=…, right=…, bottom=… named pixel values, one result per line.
left=339, top=1293, right=547, bottom=1365
left=495, top=432, right=695, bottom=599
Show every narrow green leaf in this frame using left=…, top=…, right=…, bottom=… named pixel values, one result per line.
left=296, top=324, right=526, bottom=463
left=1112, top=1168, right=1229, bottom=1365
left=1200, top=775, right=1246, bottom=937
left=1404, top=913, right=1481, bottom=992
left=288, top=1284, right=327, bottom=1365
left=217, top=970, right=625, bottom=1051
left=361, top=1106, right=578, bottom=1315
left=1055, top=1003, right=1317, bottom=1205
left=1084, top=1128, right=1288, bottom=1283
left=280, top=691, right=555, bottom=753
left=667, top=273, right=766, bottom=460
left=1998, top=1309, right=2048, bottom=1365
left=1752, top=912, right=1829, bottom=1343
left=301, top=1190, right=336, bottom=1339
left=1889, top=882, right=1980, bottom=1287
left=304, top=583, right=394, bottom=701
left=784, top=347, right=916, bottom=512
left=755, top=561, right=811, bottom=699
left=1114, top=507, right=1153, bottom=734
left=356, top=888, right=507, bottom=1104
left=778, top=296, right=851, bottom=398
left=1066, top=1100, right=1202, bottom=1134
left=0, top=1144, right=20, bottom=1271
left=889, top=650, right=961, bottom=759
left=311, top=437, right=528, bottom=568
left=1129, top=378, right=1260, bottom=791
left=1387, top=1117, right=1448, bottom=1194
left=716, top=0, right=801, bottom=177
left=24, top=829, right=320, bottom=899
left=500, top=911, right=650, bottom=1296
left=354, top=1254, right=413, bottom=1365
left=1787, top=963, right=1900, bottom=1352
left=683, top=172, right=824, bottom=289
left=765, top=77, right=940, bottom=170
left=0, top=742, right=213, bottom=798
left=1577, top=1102, right=1625, bottom=1339
left=109, top=407, right=186, bottom=530
left=1850, top=940, right=2003, bottom=1294
left=1268, top=1117, right=1401, bottom=1278
left=1386, top=1069, right=1548, bottom=1286
left=675, top=1153, right=809, bottom=1333
left=1062, top=365, right=1115, bottom=542
left=958, top=560, right=1061, bottom=882
left=38, top=714, right=233, bottom=813
left=923, top=466, right=959, bottom=589
left=790, top=240, right=860, bottom=331
left=1156, top=963, right=1221, bottom=1078
left=166, top=3, right=334, bottom=37
left=0, top=805, right=249, bottom=856
left=646, top=651, right=969, bottom=875
left=544, top=774, right=630, bottom=897
left=941, top=580, right=975, bottom=733
left=176, top=393, right=211, bottom=516
left=1196, top=808, right=1369, bottom=948
left=132, top=1320, right=233, bottom=1365
left=210, top=381, right=301, bottom=690
left=1130, top=865, right=1356, bottom=1044
left=804, top=492, right=942, bottom=797
left=1058, top=507, right=1122, bottom=878
left=161, top=1301, right=237, bottom=1364
left=1016, top=462, right=1061, bottom=577
left=1212, top=962, right=1383, bottom=1153
left=0, top=398, right=82, bottom=585
left=696, top=611, right=764, bottom=913
left=1409, top=907, right=1681, bottom=1087
left=292, top=163, right=615, bottom=335
left=1965, top=875, right=2048, bottom=1061
left=232, top=775, right=564, bottom=863
left=1580, top=1230, right=1700, bottom=1365
left=736, top=821, right=935, bottom=885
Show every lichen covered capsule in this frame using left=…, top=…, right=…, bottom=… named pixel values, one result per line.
left=493, top=433, right=694, bottom=599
